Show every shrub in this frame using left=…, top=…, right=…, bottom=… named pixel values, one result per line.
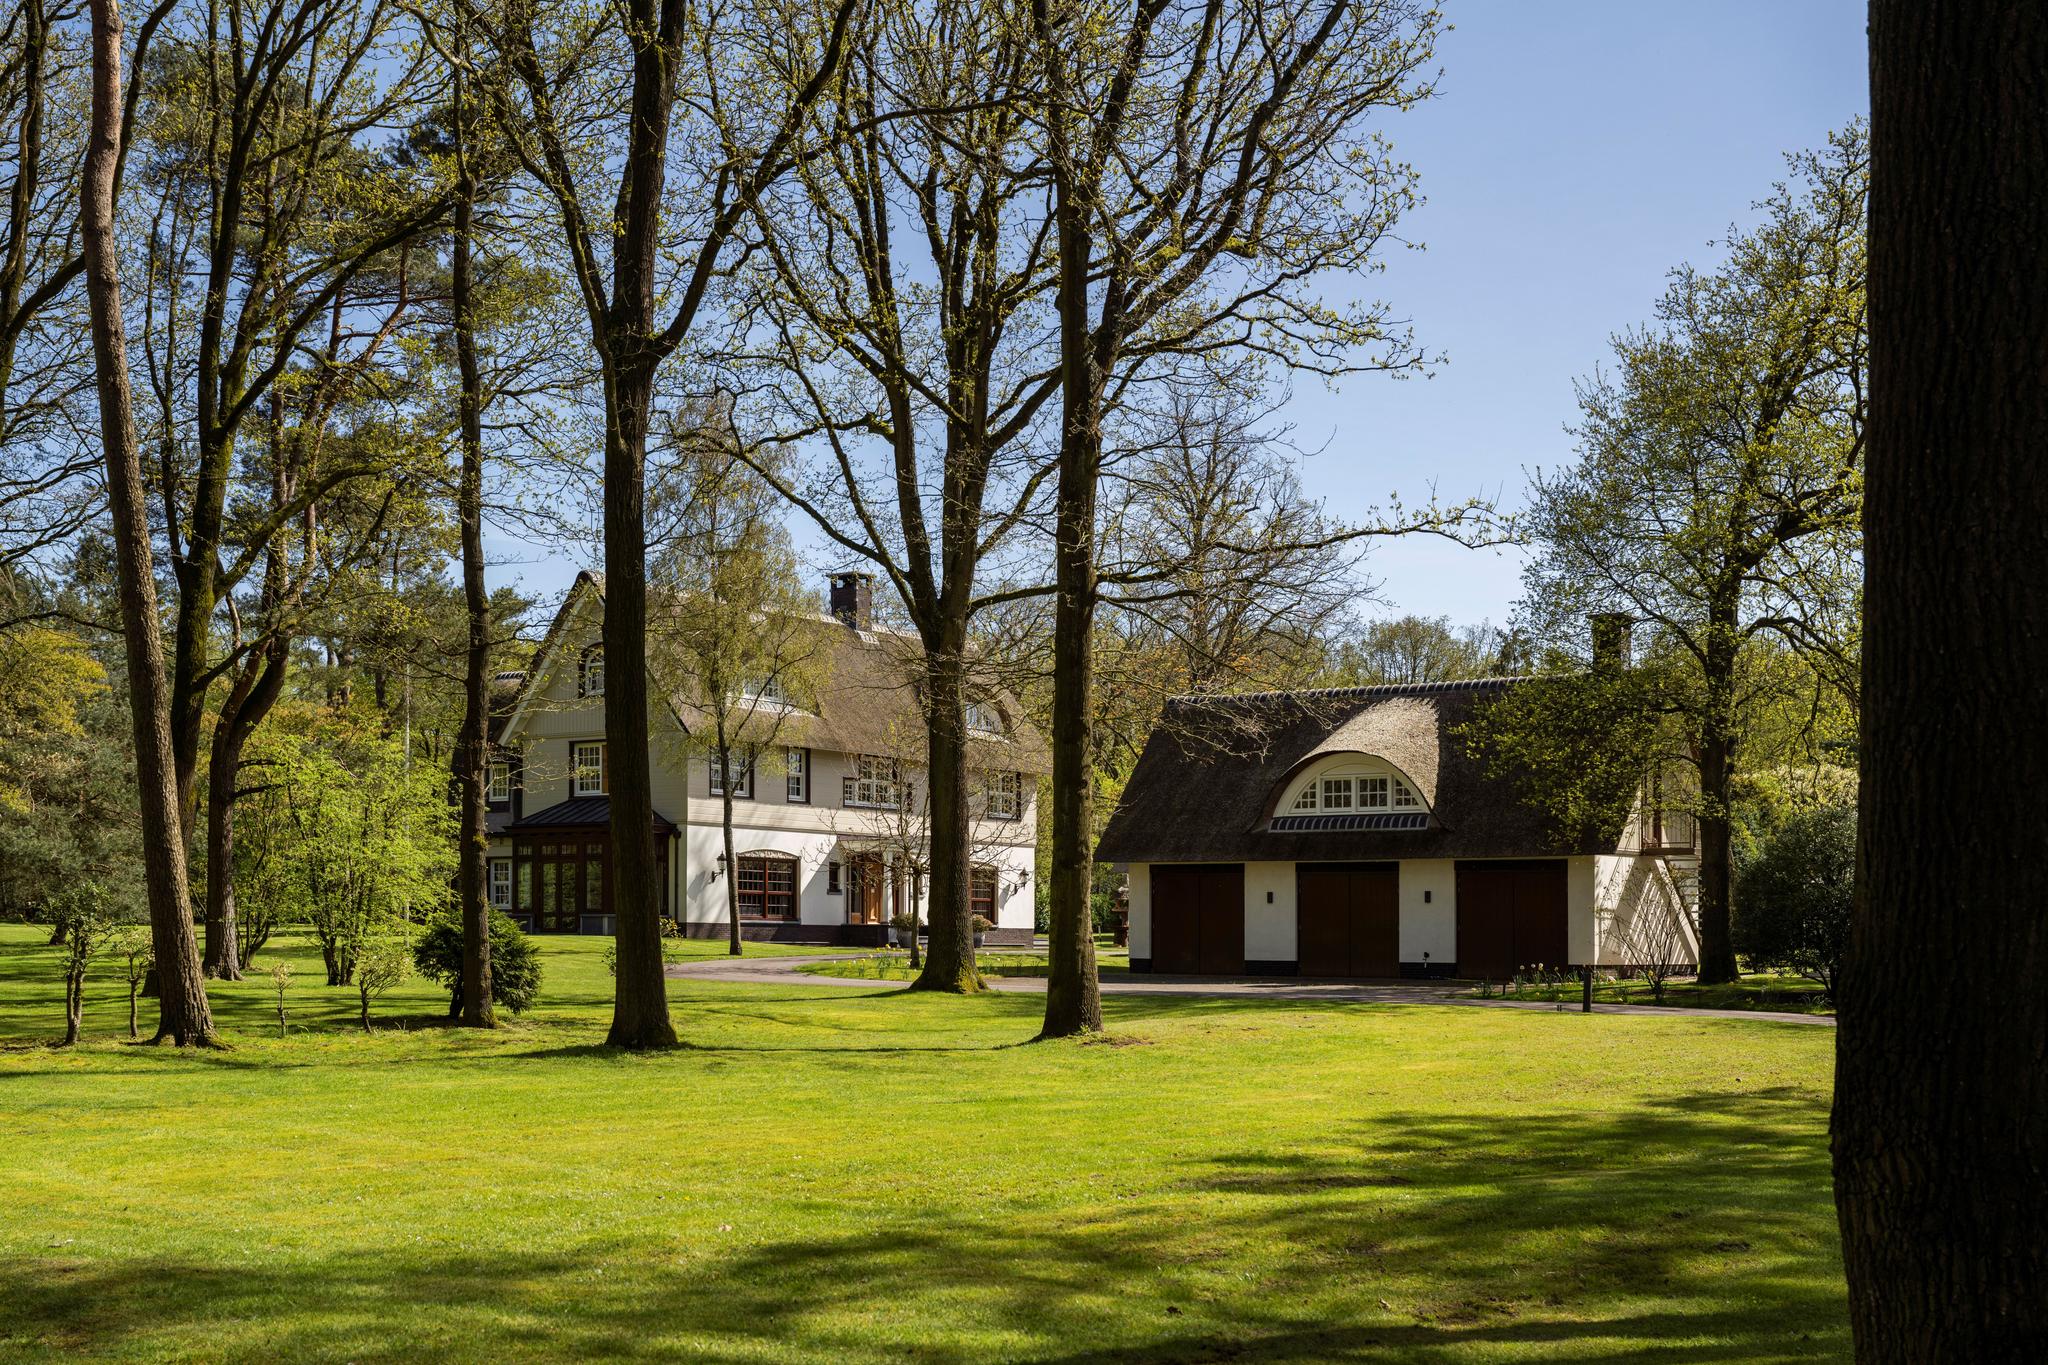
left=1733, top=803, right=1855, bottom=1002
left=413, top=911, right=543, bottom=1016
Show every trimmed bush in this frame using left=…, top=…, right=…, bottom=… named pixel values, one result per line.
left=1732, top=803, right=1854, bottom=1002
left=413, top=911, right=543, bottom=1016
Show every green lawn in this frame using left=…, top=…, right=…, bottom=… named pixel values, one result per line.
left=799, top=949, right=1132, bottom=980
left=0, top=922, right=1847, bottom=1362
left=1467, top=973, right=1835, bottom=1016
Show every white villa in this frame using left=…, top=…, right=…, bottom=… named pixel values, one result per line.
left=485, top=572, right=1044, bottom=946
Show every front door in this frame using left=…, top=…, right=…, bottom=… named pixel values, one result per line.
left=1297, top=863, right=1400, bottom=978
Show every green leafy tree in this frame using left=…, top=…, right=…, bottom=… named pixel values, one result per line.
left=414, top=911, right=542, bottom=1017
left=50, top=878, right=119, bottom=1046
left=1732, top=802, right=1853, bottom=1002
left=239, top=703, right=456, bottom=986
left=352, top=930, right=414, bottom=1032
left=1502, top=126, right=1866, bottom=983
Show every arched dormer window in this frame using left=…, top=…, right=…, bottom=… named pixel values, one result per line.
left=579, top=644, right=605, bottom=698
left=1271, top=754, right=1429, bottom=830
left=965, top=699, right=1006, bottom=737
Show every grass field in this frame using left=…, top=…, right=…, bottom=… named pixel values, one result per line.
left=0, top=922, right=1848, bottom=1362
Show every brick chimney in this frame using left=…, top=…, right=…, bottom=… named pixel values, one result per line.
left=1590, top=613, right=1633, bottom=671
left=830, top=571, right=874, bottom=629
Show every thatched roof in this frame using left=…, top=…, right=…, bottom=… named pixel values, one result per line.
left=513, top=572, right=1050, bottom=774
left=1094, top=678, right=1618, bottom=864
left=664, top=614, right=1052, bottom=774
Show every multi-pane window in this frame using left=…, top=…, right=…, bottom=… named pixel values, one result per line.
left=579, top=645, right=605, bottom=697
left=985, top=770, right=1021, bottom=819
left=741, top=675, right=788, bottom=706
left=487, top=761, right=511, bottom=805
left=736, top=854, right=798, bottom=920
left=1291, top=784, right=1318, bottom=811
left=488, top=858, right=512, bottom=908
left=846, top=754, right=900, bottom=808
left=965, top=701, right=1004, bottom=735
left=571, top=741, right=606, bottom=796
left=1320, top=776, right=1354, bottom=810
left=785, top=747, right=809, bottom=803
left=1392, top=778, right=1420, bottom=809
left=1360, top=776, right=1390, bottom=809
left=709, top=752, right=753, bottom=798
left=970, top=867, right=998, bottom=924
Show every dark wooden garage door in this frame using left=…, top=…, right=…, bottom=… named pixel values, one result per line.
left=1148, top=864, right=1245, bottom=975
left=1455, top=861, right=1569, bottom=980
left=1297, top=863, right=1400, bottom=978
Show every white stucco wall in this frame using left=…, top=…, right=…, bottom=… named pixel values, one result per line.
left=1242, top=862, right=1296, bottom=963
left=1591, top=853, right=1699, bottom=967
left=1397, top=859, right=1457, bottom=966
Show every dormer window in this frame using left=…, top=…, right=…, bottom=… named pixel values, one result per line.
left=741, top=675, right=788, bottom=707
left=966, top=700, right=1005, bottom=736
left=1272, top=756, right=1430, bottom=829
left=579, top=645, right=605, bottom=698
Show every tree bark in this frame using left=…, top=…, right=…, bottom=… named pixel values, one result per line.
left=451, top=71, right=495, bottom=1028
left=203, top=638, right=284, bottom=980
left=909, top=640, right=981, bottom=993
left=1038, top=62, right=1103, bottom=1037
left=1040, top=2, right=1105, bottom=1035
left=81, top=0, right=217, bottom=1047
left=603, top=359, right=676, bottom=1048
left=1693, top=597, right=1741, bottom=984
left=1834, top=4, right=2048, bottom=1360
left=721, top=747, right=740, bottom=957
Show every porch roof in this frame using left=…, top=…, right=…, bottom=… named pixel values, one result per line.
left=506, top=796, right=679, bottom=835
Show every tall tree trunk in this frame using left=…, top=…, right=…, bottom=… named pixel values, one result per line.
left=81, top=0, right=217, bottom=1047
left=451, top=73, right=495, bottom=1028
left=1036, top=13, right=1104, bottom=1037
left=1834, top=4, right=2048, bottom=1359
left=1691, top=592, right=1741, bottom=985
left=910, top=641, right=981, bottom=993
left=721, top=745, right=740, bottom=956
left=604, top=359, right=677, bottom=1049
left=203, top=639, right=284, bottom=979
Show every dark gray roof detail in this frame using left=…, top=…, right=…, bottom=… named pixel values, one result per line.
left=1269, top=812, right=1430, bottom=833
left=507, top=796, right=679, bottom=834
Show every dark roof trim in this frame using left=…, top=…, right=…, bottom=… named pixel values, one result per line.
left=506, top=795, right=678, bottom=834
left=1269, top=812, right=1431, bottom=833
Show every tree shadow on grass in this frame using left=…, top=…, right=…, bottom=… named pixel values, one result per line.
left=0, top=1089, right=1846, bottom=1363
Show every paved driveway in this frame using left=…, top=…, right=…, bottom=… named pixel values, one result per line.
left=666, top=953, right=1835, bottom=1025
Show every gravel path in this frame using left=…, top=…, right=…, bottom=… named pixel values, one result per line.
left=667, top=953, right=1836, bottom=1026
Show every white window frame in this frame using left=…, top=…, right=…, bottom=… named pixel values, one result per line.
left=572, top=741, right=606, bottom=797
left=487, top=761, right=511, bottom=804
left=488, top=858, right=512, bottom=908
left=1280, top=759, right=1428, bottom=820
left=985, top=770, right=1021, bottom=820
left=846, top=754, right=901, bottom=809
left=579, top=645, right=605, bottom=698
left=965, top=700, right=1005, bottom=736
left=740, top=675, right=789, bottom=707
left=785, top=747, right=809, bottom=803
left=709, top=752, right=754, bottom=798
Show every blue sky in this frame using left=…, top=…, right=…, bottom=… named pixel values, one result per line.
left=1305, top=0, right=1868, bottom=627
left=489, top=0, right=1869, bottom=630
